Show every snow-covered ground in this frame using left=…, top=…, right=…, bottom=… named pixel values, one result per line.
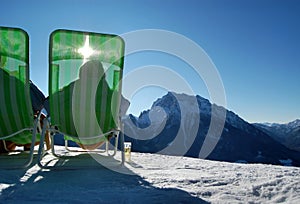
left=1, top=146, right=300, bottom=203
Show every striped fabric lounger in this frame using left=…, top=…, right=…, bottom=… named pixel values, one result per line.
left=38, top=29, right=126, bottom=168
left=0, top=26, right=40, bottom=169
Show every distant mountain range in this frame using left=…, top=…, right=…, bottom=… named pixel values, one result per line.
left=123, top=92, right=300, bottom=167
left=254, top=120, right=300, bottom=152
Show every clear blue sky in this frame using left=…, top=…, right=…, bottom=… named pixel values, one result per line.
left=1, top=0, right=299, bottom=123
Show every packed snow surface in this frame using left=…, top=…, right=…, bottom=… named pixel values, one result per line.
left=0, top=146, right=299, bottom=203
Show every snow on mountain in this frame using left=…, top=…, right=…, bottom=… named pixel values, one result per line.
left=263, top=119, right=300, bottom=129
left=287, top=119, right=300, bottom=129
left=123, top=92, right=300, bottom=167
left=1, top=147, right=299, bottom=203
left=261, top=122, right=278, bottom=127
left=254, top=119, right=300, bottom=152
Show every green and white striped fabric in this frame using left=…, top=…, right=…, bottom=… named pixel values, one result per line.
left=49, top=30, right=125, bottom=145
left=0, top=27, right=35, bottom=145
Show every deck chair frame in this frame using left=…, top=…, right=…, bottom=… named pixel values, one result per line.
left=37, top=119, right=125, bottom=169
left=38, top=29, right=125, bottom=169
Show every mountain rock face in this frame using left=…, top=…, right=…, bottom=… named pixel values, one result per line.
left=123, top=92, right=300, bottom=167
left=254, top=120, right=300, bottom=152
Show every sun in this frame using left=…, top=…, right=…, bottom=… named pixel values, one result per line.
left=78, top=36, right=95, bottom=63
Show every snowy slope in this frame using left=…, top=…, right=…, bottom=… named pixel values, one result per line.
left=0, top=147, right=300, bottom=203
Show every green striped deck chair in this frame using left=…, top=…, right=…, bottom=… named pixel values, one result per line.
left=38, top=29, right=125, bottom=168
left=0, top=27, right=39, bottom=168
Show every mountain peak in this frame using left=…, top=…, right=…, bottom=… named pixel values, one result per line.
left=123, top=91, right=300, bottom=166
left=287, top=119, right=300, bottom=128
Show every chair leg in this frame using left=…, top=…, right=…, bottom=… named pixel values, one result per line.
left=120, top=130, right=125, bottom=166
left=37, top=118, right=50, bottom=169
left=49, top=134, right=62, bottom=158
left=22, top=118, right=39, bottom=169
left=119, top=122, right=125, bottom=166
